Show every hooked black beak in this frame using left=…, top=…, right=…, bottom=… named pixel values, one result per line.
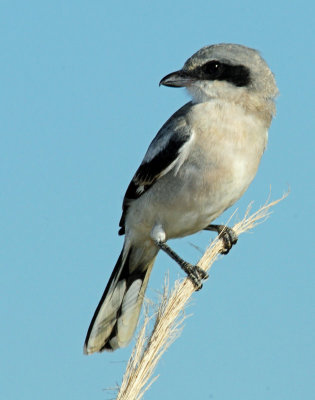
left=159, top=70, right=195, bottom=87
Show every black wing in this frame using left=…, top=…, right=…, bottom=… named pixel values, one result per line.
left=118, top=102, right=193, bottom=235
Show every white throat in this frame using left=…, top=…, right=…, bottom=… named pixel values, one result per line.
left=186, top=80, right=247, bottom=104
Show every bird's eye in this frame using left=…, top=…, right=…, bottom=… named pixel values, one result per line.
left=200, top=60, right=224, bottom=78
left=202, top=60, right=222, bottom=76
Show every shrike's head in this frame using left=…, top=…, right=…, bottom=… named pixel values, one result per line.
left=160, top=43, right=278, bottom=111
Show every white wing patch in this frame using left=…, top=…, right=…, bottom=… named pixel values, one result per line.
left=148, top=131, right=195, bottom=182
left=144, top=119, right=187, bottom=163
left=136, top=185, right=145, bottom=195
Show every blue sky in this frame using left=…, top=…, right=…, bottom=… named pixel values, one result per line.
left=1, top=1, right=314, bottom=399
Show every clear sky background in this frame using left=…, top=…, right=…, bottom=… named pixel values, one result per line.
left=1, top=1, right=314, bottom=399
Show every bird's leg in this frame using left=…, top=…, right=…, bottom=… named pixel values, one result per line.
left=154, top=240, right=208, bottom=290
left=204, top=224, right=238, bottom=254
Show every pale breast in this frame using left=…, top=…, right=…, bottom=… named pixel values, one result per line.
left=126, top=100, right=268, bottom=240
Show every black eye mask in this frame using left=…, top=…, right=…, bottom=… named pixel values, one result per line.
left=194, top=60, right=251, bottom=87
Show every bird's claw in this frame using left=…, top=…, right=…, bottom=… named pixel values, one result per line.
left=218, top=227, right=238, bottom=254
left=184, top=263, right=208, bottom=291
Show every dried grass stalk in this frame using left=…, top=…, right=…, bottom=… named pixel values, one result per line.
left=115, top=194, right=287, bottom=400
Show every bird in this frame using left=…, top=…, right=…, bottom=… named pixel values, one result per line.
left=84, top=43, right=278, bottom=354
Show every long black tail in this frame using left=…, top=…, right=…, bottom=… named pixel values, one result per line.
left=84, top=242, right=157, bottom=354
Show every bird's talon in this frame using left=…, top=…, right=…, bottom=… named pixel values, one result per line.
left=187, top=265, right=208, bottom=291
left=218, top=227, right=238, bottom=254
left=195, top=265, right=209, bottom=280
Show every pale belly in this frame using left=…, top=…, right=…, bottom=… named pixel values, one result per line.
left=126, top=148, right=262, bottom=241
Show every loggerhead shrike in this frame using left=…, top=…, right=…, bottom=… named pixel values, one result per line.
left=84, top=43, right=278, bottom=354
